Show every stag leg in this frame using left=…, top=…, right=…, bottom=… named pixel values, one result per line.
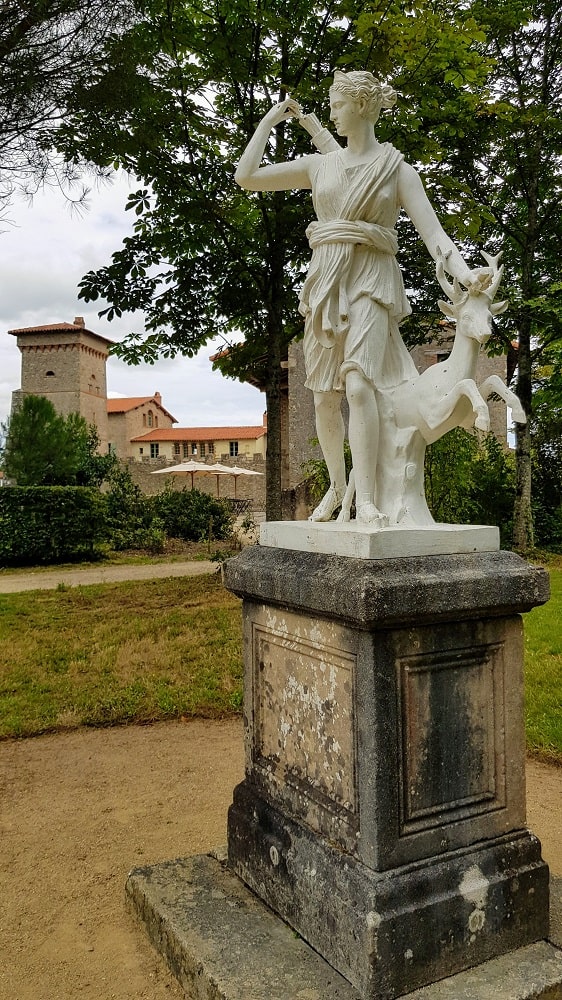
left=479, top=375, right=527, bottom=424
left=423, top=379, right=490, bottom=435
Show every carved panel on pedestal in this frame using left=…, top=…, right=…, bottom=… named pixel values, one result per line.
left=397, top=642, right=506, bottom=836
left=252, top=623, right=357, bottom=818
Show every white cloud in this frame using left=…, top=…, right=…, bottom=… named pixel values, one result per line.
left=0, top=174, right=264, bottom=429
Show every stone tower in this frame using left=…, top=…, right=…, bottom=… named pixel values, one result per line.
left=8, top=317, right=112, bottom=452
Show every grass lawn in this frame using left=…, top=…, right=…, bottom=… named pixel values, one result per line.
left=0, top=561, right=560, bottom=763
left=0, top=573, right=242, bottom=738
left=524, top=564, right=562, bottom=763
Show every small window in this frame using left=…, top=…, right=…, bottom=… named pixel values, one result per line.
left=154, top=415, right=158, bottom=427
left=139, top=447, right=144, bottom=455
left=182, top=443, right=189, bottom=458
left=143, top=414, right=147, bottom=426
left=229, top=441, right=239, bottom=457
left=45, top=370, right=55, bottom=377
left=150, top=443, right=159, bottom=458
left=200, top=443, right=205, bottom=457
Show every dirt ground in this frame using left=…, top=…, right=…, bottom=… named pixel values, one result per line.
left=1, top=719, right=560, bottom=1000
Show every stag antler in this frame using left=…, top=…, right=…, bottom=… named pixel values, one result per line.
left=479, top=250, right=504, bottom=300
left=436, top=246, right=465, bottom=303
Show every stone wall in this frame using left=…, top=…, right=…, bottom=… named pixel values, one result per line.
left=14, top=329, right=110, bottom=452
left=127, top=454, right=266, bottom=510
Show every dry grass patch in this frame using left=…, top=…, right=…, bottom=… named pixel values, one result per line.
left=0, top=573, right=242, bottom=738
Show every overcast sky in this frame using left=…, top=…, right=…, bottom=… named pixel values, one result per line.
left=0, top=172, right=264, bottom=430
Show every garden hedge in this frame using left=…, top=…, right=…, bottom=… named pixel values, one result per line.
left=0, top=486, right=105, bottom=565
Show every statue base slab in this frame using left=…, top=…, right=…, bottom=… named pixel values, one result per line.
left=126, top=854, right=562, bottom=1000
left=260, top=521, right=499, bottom=559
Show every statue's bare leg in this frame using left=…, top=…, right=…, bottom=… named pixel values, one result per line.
left=346, top=369, right=388, bottom=527
left=309, top=390, right=347, bottom=521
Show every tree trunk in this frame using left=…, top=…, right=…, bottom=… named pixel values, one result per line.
left=265, top=341, right=283, bottom=522
left=513, top=418, right=534, bottom=552
left=512, top=309, right=534, bottom=552
left=264, top=243, right=286, bottom=522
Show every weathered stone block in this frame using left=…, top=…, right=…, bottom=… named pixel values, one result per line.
left=223, top=547, right=551, bottom=998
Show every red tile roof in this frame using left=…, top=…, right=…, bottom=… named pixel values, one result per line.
left=8, top=322, right=114, bottom=345
left=107, top=396, right=177, bottom=422
left=131, top=425, right=266, bottom=443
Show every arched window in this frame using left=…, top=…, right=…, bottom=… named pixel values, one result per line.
left=45, top=370, right=55, bottom=377
left=147, top=410, right=154, bottom=427
left=143, top=414, right=147, bottom=426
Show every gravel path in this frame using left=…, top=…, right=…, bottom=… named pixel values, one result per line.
left=0, top=560, right=217, bottom=593
left=1, top=720, right=560, bottom=1000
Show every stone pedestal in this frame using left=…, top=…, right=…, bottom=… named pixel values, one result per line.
left=223, top=546, right=551, bottom=1000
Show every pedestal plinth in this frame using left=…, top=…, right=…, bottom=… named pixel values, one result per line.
left=223, top=545, right=551, bottom=999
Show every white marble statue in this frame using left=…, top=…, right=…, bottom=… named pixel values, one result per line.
left=235, top=70, right=522, bottom=528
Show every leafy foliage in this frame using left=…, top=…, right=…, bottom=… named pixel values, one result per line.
left=0, top=486, right=105, bottom=565
left=531, top=343, right=562, bottom=549
left=425, top=429, right=516, bottom=546
left=101, top=464, right=165, bottom=551
left=443, top=1, right=562, bottom=549
left=152, top=484, right=233, bottom=543
left=56, top=0, right=493, bottom=516
left=2, top=395, right=116, bottom=487
left=0, top=0, right=132, bottom=212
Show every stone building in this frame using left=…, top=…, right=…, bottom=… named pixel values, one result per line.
left=107, top=394, right=177, bottom=458
left=8, top=317, right=112, bottom=452
left=7, top=317, right=268, bottom=506
left=130, top=417, right=268, bottom=463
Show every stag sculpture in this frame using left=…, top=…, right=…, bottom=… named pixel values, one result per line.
left=338, top=251, right=525, bottom=525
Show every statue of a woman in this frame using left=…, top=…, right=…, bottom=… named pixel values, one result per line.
left=235, top=70, right=475, bottom=526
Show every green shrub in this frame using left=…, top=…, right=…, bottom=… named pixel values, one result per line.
left=425, top=430, right=516, bottom=545
left=101, top=466, right=160, bottom=550
left=0, top=486, right=105, bottom=565
left=153, top=485, right=233, bottom=542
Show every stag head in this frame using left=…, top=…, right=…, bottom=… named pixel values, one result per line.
left=435, top=247, right=508, bottom=318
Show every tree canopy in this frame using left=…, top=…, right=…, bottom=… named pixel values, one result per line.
left=59, top=0, right=495, bottom=517
left=440, top=0, right=562, bottom=549
left=0, top=0, right=132, bottom=213
left=2, top=395, right=115, bottom=487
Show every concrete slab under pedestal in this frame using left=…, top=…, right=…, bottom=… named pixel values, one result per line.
left=259, top=521, right=500, bottom=559
left=126, top=854, right=562, bottom=1000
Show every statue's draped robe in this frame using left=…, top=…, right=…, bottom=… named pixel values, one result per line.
left=300, top=144, right=417, bottom=392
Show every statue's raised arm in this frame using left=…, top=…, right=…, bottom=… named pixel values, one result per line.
left=235, top=99, right=326, bottom=192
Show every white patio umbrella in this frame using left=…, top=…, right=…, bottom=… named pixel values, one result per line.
left=151, top=461, right=221, bottom=490
left=210, top=463, right=264, bottom=498
left=152, top=460, right=263, bottom=498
